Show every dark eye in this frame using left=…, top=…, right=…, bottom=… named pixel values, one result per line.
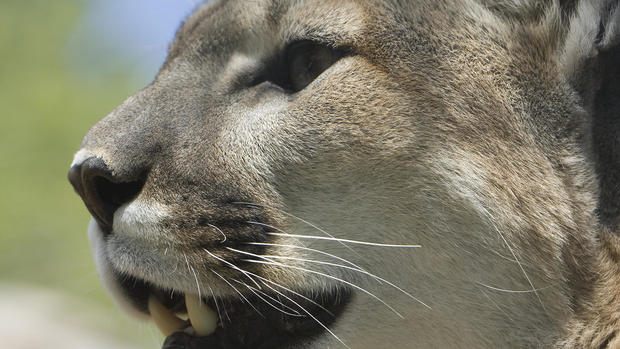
left=252, top=41, right=343, bottom=93
left=285, top=40, right=341, bottom=92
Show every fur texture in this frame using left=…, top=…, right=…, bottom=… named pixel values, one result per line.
left=70, top=0, right=620, bottom=347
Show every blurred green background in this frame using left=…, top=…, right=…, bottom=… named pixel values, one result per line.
left=0, top=1, right=196, bottom=347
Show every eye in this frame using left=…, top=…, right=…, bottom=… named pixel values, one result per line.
left=285, top=40, right=341, bottom=92
left=250, top=41, right=343, bottom=93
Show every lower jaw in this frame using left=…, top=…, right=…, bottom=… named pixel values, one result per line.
left=166, top=287, right=352, bottom=349
left=112, top=272, right=353, bottom=349
left=162, top=328, right=313, bottom=349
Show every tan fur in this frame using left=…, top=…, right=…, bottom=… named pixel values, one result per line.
left=559, top=232, right=620, bottom=347
left=69, top=0, right=620, bottom=347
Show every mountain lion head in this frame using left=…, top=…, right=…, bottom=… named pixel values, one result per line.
left=68, top=0, right=620, bottom=347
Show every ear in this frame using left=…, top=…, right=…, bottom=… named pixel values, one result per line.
left=562, top=0, right=620, bottom=228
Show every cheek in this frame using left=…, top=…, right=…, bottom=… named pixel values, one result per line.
left=287, top=77, right=416, bottom=153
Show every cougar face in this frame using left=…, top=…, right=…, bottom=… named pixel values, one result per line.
left=69, top=0, right=620, bottom=348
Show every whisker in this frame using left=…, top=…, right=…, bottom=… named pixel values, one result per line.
left=241, top=270, right=335, bottom=316
left=207, top=223, right=227, bottom=243
left=190, top=266, right=203, bottom=300
left=221, top=297, right=231, bottom=323
left=243, top=258, right=405, bottom=319
left=476, top=282, right=555, bottom=294
left=245, top=221, right=287, bottom=234
left=236, top=202, right=358, bottom=255
left=246, top=221, right=308, bottom=247
left=235, top=202, right=417, bottom=315
left=210, top=268, right=264, bottom=318
left=232, top=201, right=260, bottom=208
left=257, top=279, right=349, bottom=348
left=478, top=206, right=548, bottom=315
left=183, top=253, right=191, bottom=273
left=232, top=279, right=305, bottom=317
left=228, top=247, right=430, bottom=309
left=204, top=249, right=262, bottom=290
left=207, top=285, right=224, bottom=328
left=245, top=241, right=368, bottom=272
left=184, top=253, right=202, bottom=300
left=478, top=288, right=515, bottom=323
left=245, top=285, right=304, bottom=316
left=267, top=232, right=421, bottom=248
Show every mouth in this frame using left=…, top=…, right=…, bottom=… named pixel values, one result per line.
left=112, top=271, right=352, bottom=349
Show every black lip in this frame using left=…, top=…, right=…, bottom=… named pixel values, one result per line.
left=162, top=287, right=353, bottom=349
left=114, top=272, right=153, bottom=313
left=112, top=270, right=353, bottom=349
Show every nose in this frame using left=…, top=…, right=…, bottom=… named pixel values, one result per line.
left=68, top=157, right=145, bottom=232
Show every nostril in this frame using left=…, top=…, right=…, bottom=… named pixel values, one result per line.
left=93, top=176, right=144, bottom=214
left=68, top=157, right=145, bottom=233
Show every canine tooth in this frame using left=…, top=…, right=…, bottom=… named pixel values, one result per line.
left=185, top=294, right=218, bottom=336
left=148, top=295, right=187, bottom=336
left=175, top=313, right=189, bottom=321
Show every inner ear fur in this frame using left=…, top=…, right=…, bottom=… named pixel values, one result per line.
left=563, top=0, right=620, bottom=229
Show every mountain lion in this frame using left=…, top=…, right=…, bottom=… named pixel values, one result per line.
left=68, top=0, right=620, bottom=347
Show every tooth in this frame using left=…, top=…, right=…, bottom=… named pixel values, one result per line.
left=175, top=313, right=189, bottom=321
left=185, top=294, right=218, bottom=336
left=148, top=295, right=187, bottom=336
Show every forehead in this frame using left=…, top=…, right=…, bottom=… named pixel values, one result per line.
left=169, top=0, right=368, bottom=59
